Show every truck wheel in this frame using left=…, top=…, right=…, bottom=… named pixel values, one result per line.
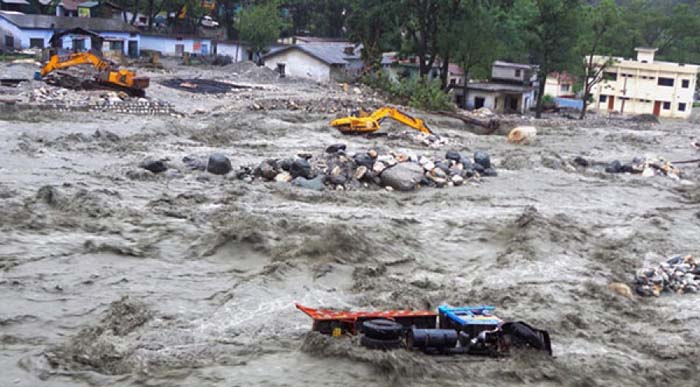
left=360, top=335, right=403, bottom=350
left=361, top=319, right=403, bottom=340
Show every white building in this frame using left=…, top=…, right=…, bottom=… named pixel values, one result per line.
left=589, top=48, right=699, bottom=119
left=544, top=72, right=575, bottom=98
left=452, top=61, right=538, bottom=113
left=0, top=11, right=139, bottom=56
left=262, top=42, right=363, bottom=83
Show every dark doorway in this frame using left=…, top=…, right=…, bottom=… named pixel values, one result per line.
left=128, top=40, right=138, bottom=58
left=607, top=95, right=615, bottom=111
left=653, top=101, right=661, bottom=116
left=474, top=97, right=485, bottom=109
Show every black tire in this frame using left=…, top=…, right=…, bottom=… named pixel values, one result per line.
left=361, top=319, right=404, bottom=340
left=360, top=335, right=403, bottom=350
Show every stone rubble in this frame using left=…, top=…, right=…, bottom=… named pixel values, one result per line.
left=634, top=255, right=700, bottom=296
left=603, top=156, right=681, bottom=180
left=235, top=144, right=497, bottom=192
left=19, top=86, right=175, bottom=115
left=249, top=97, right=381, bottom=114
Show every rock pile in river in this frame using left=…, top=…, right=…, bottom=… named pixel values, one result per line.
left=604, top=156, right=681, bottom=180
left=235, top=145, right=497, bottom=192
left=634, top=255, right=700, bottom=296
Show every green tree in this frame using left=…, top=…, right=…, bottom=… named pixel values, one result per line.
left=448, top=0, right=502, bottom=107
left=346, top=0, right=401, bottom=70
left=577, top=0, right=621, bottom=119
left=400, top=0, right=441, bottom=78
left=239, top=2, right=284, bottom=64
left=525, top=0, right=582, bottom=118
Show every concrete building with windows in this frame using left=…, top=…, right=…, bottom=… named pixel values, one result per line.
left=451, top=61, right=538, bottom=114
left=0, top=11, right=139, bottom=56
left=262, top=42, right=363, bottom=83
left=544, top=71, right=575, bottom=98
left=588, top=48, right=699, bottom=119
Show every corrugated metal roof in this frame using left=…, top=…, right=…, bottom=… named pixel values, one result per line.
left=464, top=82, right=533, bottom=93
left=79, top=1, right=99, bottom=7
left=1, top=0, right=30, bottom=5
left=264, top=42, right=361, bottom=65
left=493, top=61, right=536, bottom=70
left=0, top=11, right=137, bottom=32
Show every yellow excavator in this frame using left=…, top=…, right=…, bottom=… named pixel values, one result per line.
left=38, top=28, right=149, bottom=97
left=40, top=52, right=150, bottom=97
left=330, top=107, right=434, bottom=135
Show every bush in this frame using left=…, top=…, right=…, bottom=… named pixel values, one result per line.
left=542, top=94, right=556, bottom=109
left=361, top=70, right=454, bottom=111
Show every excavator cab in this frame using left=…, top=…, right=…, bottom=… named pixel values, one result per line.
left=330, top=107, right=434, bottom=135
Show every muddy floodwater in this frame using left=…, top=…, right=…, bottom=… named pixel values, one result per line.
left=1, top=61, right=700, bottom=387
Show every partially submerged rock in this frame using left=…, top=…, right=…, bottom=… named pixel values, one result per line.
left=139, top=159, right=167, bottom=174
left=207, top=153, right=232, bottom=175
left=380, top=162, right=424, bottom=191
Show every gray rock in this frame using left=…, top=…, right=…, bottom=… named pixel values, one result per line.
left=257, top=161, right=278, bottom=180
left=605, top=160, right=622, bottom=173
left=573, top=156, right=589, bottom=167
left=292, top=176, right=325, bottom=191
left=140, top=159, right=167, bottom=174
left=353, top=153, right=374, bottom=168
left=290, top=158, right=312, bottom=178
left=460, top=157, right=473, bottom=170
left=380, top=162, right=424, bottom=192
left=474, top=151, right=491, bottom=169
left=445, top=150, right=462, bottom=162
left=326, top=143, right=347, bottom=153
left=483, top=168, right=498, bottom=177
left=207, top=153, right=232, bottom=175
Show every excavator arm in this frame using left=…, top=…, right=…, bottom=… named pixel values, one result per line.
left=330, top=107, right=434, bottom=135
left=40, top=52, right=109, bottom=77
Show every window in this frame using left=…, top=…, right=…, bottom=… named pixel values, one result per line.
left=682, top=79, right=690, bottom=88
left=603, top=72, right=617, bottom=81
left=515, top=69, right=521, bottom=77
left=679, top=103, right=686, bottom=111
left=449, top=78, right=456, bottom=86
left=175, top=44, right=184, bottom=55
left=599, top=95, right=607, bottom=103
left=474, top=97, right=485, bottom=109
left=658, top=77, right=674, bottom=87
left=663, top=102, right=670, bottom=110
left=29, top=38, right=44, bottom=48
left=560, top=84, right=570, bottom=92
left=110, top=41, right=123, bottom=51
left=72, top=38, right=85, bottom=51
left=5, top=35, right=14, bottom=48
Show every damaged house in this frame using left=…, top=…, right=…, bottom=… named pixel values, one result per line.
left=263, top=40, right=363, bottom=83
left=452, top=61, right=538, bottom=114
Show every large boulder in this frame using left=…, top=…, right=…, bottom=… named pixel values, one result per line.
left=207, top=153, right=232, bottom=175
left=380, top=162, right=425, bottom=192
left=290, top=158, right=312, bottom=178
left=474, top=151, right=491, bottom=169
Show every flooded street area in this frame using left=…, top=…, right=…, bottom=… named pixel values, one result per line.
left=1, top=60, right=700, bottom=387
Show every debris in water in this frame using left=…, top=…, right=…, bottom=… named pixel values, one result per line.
left=634, top=255, right=699, bottom=296
left=236, top=148, right=497, bottom=191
